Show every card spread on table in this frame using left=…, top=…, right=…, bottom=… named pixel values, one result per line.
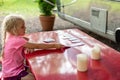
left=62, top=36, right=70, bottom=39
left=68, top=38, right=78, bottom=41
left=43, top=38, right=55, bottom=43
left=69, top=42, right=85, bottom=47
left=71, top=40, right=81, bottom=43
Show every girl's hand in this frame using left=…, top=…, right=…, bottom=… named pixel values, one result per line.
left=55, top=44, right=65, bottom=49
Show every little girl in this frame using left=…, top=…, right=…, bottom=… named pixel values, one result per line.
left=1, top=14, right=64, bottom=80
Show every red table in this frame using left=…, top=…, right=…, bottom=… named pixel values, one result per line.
left=25, top=29, right=120, bottom=80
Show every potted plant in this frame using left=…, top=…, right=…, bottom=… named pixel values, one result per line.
left=38, top=0, right=56, bottom=31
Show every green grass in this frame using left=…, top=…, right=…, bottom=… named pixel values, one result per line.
left=0, top=0, right=91, bottom=17
left=0, top=0, right=39, bottom=18
left=0, top=0, right=120, bottom=18
left=104, top=1, right=120, bottom=12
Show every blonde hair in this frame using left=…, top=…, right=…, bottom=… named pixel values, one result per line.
left=1, top=14, right=24, bottom=57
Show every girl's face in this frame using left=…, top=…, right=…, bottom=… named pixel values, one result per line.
left=16, top=20, right=26, bottom=36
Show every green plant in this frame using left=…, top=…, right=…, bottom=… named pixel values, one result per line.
left=38, top=0, right=56, bottom=16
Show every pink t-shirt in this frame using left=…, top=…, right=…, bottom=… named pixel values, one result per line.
left=2, top=35, right=27, bottom=78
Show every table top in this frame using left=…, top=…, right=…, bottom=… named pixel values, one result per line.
left=25, top=29, right=120, bottom=80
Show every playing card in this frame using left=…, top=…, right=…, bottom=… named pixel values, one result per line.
left=43, top=38, right=55, bottom=43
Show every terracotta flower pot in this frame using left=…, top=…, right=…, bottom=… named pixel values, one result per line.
left=39, top=15, right=55, bottom=31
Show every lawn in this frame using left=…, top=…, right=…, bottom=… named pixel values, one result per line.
left=0, top=0, right=120, bottom=18
left=0, top=0, right=92, bottom=18
left=0, top=0, right=39, bottom=18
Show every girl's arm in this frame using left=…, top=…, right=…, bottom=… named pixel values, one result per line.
left=23, top=42, right=64, bottom=49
